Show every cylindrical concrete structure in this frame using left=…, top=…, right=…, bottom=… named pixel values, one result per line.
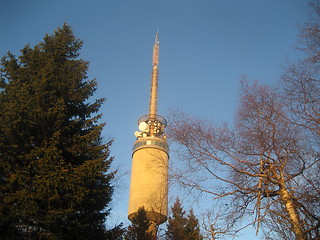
left=128, top=136, right=169, bottom=224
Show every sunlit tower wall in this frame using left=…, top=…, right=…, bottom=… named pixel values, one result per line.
left=128, top=32, right=169, bottom=232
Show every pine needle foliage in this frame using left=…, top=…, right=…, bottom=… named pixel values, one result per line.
left=0, top=24, right=115, bottom=239
left=125, top=207, right=154, bottom=240
left=166, top=198, right=203, bottom=240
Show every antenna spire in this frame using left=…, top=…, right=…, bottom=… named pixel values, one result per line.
left=149, top=31, right=159, bottom=118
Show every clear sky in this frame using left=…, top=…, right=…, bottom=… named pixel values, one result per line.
left=1, top=0, right=308, bottom=238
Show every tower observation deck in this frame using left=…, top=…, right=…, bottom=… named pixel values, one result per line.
left=128, top=32, right=169, bottom=235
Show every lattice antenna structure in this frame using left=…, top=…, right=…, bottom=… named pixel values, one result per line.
left=149, top=31, right=159, bottom=118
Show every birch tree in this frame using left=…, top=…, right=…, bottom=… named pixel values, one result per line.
left=168, top=80, right=318, bottom=239
left=168, top=2, right=320, bottom=239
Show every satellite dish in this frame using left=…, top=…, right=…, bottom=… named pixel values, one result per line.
left=138, top=121, right=148, bottom=132
left=134, top=131, right=142, bottom=138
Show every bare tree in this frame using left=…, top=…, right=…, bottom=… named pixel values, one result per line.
left=280, top=1, right=320, bottom=238
left=167, top=2, right=320, bottom=239
left=282, top=0, right=320, bottom=138
left=201, top=210, right=236, bottom=240
left=167, top=78, right=319, bottom=239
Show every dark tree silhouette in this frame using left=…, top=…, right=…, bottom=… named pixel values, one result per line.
left=0, top=24, right=116, bottom=239
left=166, top=198, right=203, bottom=240
left=125, top=207, right=154, bottom=240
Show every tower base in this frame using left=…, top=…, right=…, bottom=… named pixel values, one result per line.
left=128, top=210, right=167, bottom=225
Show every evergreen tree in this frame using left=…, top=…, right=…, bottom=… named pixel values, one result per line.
left=166, top=198, right=203, bottom=240
left=166, top=198, right=187, bottom=239
left=125, top=207, right=154, bottom=240
left=185, top=209, right=202, bottom=240
left=0, top=24, right=115, bottom=239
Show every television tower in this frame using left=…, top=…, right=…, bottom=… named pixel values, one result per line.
left=128, top=32, right=169, bottom=235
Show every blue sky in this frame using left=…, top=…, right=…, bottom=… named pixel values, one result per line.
left=1, top=0, right=308, bottom=238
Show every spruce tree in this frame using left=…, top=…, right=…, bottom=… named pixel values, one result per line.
left=0, top=24, right=115, bottom=239
left=125, top=207, right=154, bottom=240
left=185, top=209, right=202, bottom=240
left=166, top=198, right=203, bottom=240
left=166, top=198, right=187, bottom=239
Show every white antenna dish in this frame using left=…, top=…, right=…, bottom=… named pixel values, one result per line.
left=134, top=131, right=142, bottom=138
left=138, top=121, right=148, bottom=132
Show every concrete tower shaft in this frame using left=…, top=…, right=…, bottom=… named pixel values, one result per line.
left=129, top=137, right=169, bottom=224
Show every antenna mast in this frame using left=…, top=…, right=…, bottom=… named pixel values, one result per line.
left=149, top=31, right=159, bottom=119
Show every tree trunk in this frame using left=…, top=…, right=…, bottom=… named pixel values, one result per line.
left=278, top=183, right=305, bottom=240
